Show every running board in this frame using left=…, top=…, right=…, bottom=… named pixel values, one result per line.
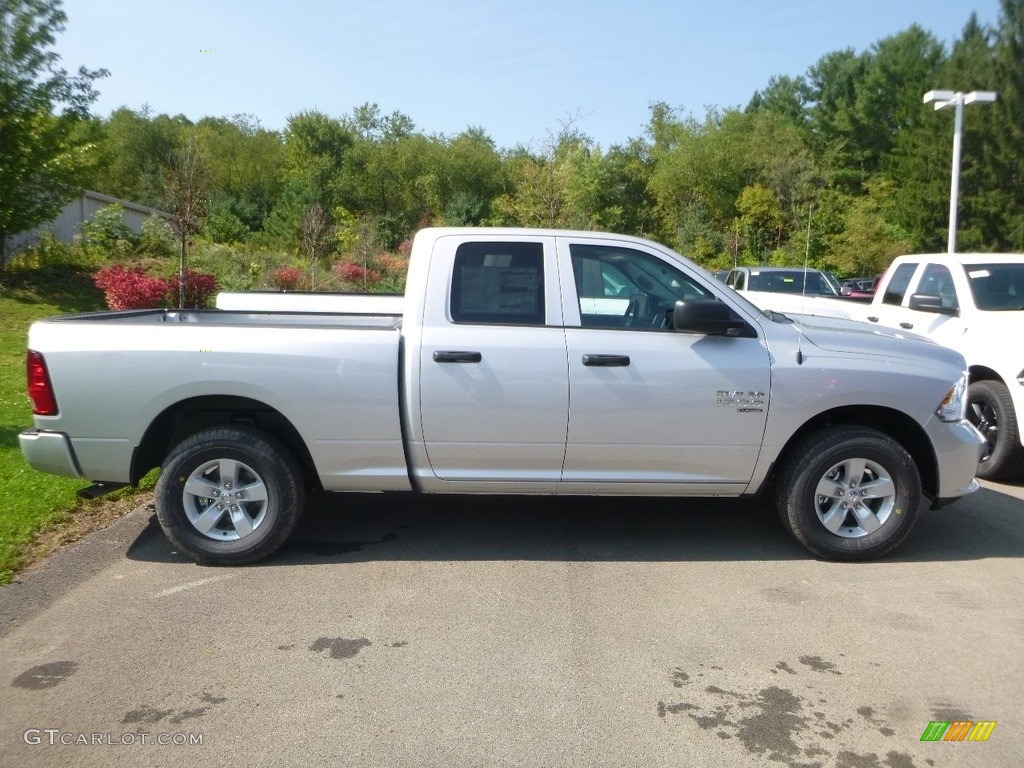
left=77, top=482, right=129, bottom=500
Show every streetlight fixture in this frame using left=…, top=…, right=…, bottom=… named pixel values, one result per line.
left=924, top=90, right=997, bottom=254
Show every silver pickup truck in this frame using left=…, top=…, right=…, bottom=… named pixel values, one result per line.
left=21, top=228, right=985, bottom=564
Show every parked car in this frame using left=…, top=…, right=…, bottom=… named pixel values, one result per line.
left=840, top=277, right=880, bottom=301
left=726, top=267, right=839, bottom=296
left=723, top=266, right=857, bottom=318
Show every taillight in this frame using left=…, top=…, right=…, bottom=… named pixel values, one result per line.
left=27, top=351, right=59, bottom=416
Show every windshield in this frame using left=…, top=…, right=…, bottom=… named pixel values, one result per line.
left=747, top=270, right=836, bottom=296
left=963, top=263, right=1024, bottom=311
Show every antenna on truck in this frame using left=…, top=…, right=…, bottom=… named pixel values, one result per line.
left=795, top=204, right=813, bottom=365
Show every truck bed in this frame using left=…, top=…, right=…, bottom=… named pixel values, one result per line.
left=26, top=308, right=410, bottom=491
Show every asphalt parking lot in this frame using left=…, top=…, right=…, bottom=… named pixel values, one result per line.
left=1, top=480, right=1021, bottom=768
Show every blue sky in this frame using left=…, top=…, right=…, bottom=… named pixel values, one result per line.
left=57, top=0, right=1002, bottom=150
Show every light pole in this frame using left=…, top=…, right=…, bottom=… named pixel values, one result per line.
left=923, top=90, right=997, bottom=254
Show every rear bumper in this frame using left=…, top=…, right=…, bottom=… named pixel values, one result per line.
left=927, top=418, right=986, bottom=504
left=19, top=429, right=83, bottom=479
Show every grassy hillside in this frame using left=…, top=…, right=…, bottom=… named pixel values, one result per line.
left=0, top=264, right=106, bottom=584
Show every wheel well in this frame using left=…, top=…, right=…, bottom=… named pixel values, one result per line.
left=130, top=396, right=321, bottom=491
left=968, top=365, right=1003, bottom=385
left=774, top=406, right=938, bottom=498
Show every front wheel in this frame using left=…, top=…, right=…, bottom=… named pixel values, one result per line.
left=967, top=380, right=1024, bottom=481
left=155, top=426, right=305, bottom=565
left=775, top=427, right=921, bottom=561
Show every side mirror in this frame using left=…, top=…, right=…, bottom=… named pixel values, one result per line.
left=672, top=300, right=748, bottom=336
left=908, top=293, right=958, bottom=316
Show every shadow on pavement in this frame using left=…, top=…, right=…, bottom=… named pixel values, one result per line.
left=125, top=485, right=1024, bottom=567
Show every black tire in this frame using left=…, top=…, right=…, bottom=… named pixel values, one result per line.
left=155, top=426, right=304, bottom=565
left=967, top=380, right=1024, bottom=481
left=774, top=426, right=921, bottom=561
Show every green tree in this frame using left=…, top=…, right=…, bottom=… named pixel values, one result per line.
left=736, top=185, right=785, bottom=261
left=886, top=15, right=994, bottom=250
left=262, top=178, right=318, bottom=251
left=591, top=138, right=656, bottom=236
left=195, top=114, right=284, bottom=231
left=647, top=105, right=749, bottom=250
left=91, top=106, right=190, bottom=207
left=439, top=127, right=504, bottom=225
left=491, top=124, right=605, bottom=230
left=0, top=0, right=107, bottom=266
left=988, top=0, right=1024, bottom=249
left=283, top=110, right=353, bottom=211
left=747, top=74, right=811, bottom=130
left=830, top=180, right=913, bottom=276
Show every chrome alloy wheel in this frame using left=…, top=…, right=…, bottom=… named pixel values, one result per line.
left=181, top=458, right=269, bottom=541
left=813, top=458, right=896, bottom=539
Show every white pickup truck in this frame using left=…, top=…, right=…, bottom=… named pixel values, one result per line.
left=21, top=228, right=985, bottom=564
left=844, top=254, right=1024, bottom=480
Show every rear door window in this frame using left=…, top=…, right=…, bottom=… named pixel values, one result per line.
left=450, top=242, right=545, bottom=325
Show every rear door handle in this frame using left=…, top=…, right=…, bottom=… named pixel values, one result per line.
left=899, top=322, right=913, bottom=329
left=867, top=316, right=879, bottom=323
left=433, top=351, right=482, bottom=363
left=582, top=354, right=630, bottom=367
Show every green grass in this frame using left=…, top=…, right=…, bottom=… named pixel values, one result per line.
left=0, top=264, right=107, bottom=584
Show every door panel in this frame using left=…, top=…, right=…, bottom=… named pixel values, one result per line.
left=559, top=239, right=771, bottom=486
left=418, top=236, right=569, bottom=482
left=563, top=329, right=770, bottom=484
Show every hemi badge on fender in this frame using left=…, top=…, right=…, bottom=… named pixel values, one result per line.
left=716, top=391, right=766, bottom=412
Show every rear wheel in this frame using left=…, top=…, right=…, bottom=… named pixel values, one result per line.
left=967, top=380, right=1024, bottom=481
left=155, top=426, right=304, bottom=565
left=775, top=426, right=921, bottom=561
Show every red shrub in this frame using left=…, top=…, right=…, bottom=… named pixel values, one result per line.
left=377, top=254, right=408, bottom=274
left=94, top=266, right=218, bottom=310
left=164, top=269, right=219, bottom=308
left=93, top=265, right=167, bottom=310
left=333, top=262, right=382, bottom=285
left=271, top=265, right=303, bottom=291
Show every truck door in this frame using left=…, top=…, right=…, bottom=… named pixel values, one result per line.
left=558, top=238, right=771, bottom=488
left=417, top=236, right=569, bottom=482
left=865, top=261, right=920, bottom=330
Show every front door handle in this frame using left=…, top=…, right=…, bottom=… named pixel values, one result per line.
left=582, top=354, right=630, bottom=367
left=867, top=316, right=879, bottom=323
left=899, top=322, right=913, bottom=329
left=433, top=351, right=482, bottom=363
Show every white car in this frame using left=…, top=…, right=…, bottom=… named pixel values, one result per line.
left=724, top=266, right=860, bottom=319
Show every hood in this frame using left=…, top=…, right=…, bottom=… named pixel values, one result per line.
left=775, top=314, right=966, bottom=369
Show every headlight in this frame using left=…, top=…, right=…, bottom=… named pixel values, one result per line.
left=936, top=374, right=968, bottom=422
